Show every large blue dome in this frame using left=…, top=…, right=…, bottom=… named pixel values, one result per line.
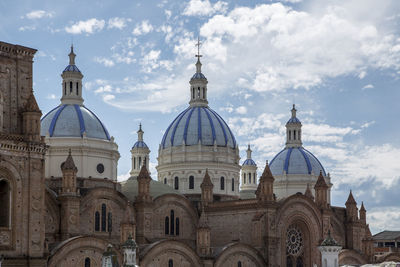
left=41, top=104, right=110, bottom=140
left=269, top=147, right=326, bottom=176
left=161, top=106, right=236, bottom=149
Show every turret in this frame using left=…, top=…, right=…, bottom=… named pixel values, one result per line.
left=101, top=244, right=119, bottom=267
left=130, top=123, right=150, bottom=177
left=304, top=183, right=314, bottom=200
left=314, top=171, right=328, bottom=208
left=240, top=144, right=258, bottom=191
left=196, top=208, right=211, bottom=256
left=61, top=45, right=84, bottom=105
left=256, top=161, right=274, bottom=202
left=22, top=89, right=42, bottom=142
left=200, top=169, right=213, bottom=206
left=59, top=151, right=80, bottom=239
left=345, top=190, right=358, bottom=222
left=318, top=230, right=341, bottom=267
left=136, top=162, right=152, bottom=203
left=285, top=104, right=302, bottom=148
left=359, top=201, right=366, bottom=225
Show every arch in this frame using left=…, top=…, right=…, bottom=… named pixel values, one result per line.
left=84, top=257, right=91, bottom=267
left=338, top=249, right=367, bottom=266
left=276, top=195, right=322, bottom=267
left=220, top=176, right=225, bottom=190
left=48, top=236, right=122, bottom=267
left=153, top=194, right=198, bottom=225
left=231, top=178, right=235, bottom=191
left=214, top=242, right=267, bottom=267
left=140, top=240, right=202, bottom=267
left=381, top=252, right=400, bottom=262
left=189, top=176, right=194, bottom=189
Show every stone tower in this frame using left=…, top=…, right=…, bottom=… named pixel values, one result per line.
left=240, top=144, right=258, bottom=192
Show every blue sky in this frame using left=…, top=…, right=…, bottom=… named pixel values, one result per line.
left=2, top=0, right=400, bottom=234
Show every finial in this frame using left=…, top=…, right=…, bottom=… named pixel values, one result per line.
left=291, top=104, right=297, bottom=118
left=139, top=123, right=142, bottom=131
left=195, top=37, right=203, bottom=73
left=68, top=148, right=72, bottom=156
left=266, top=160, right=268, bottom=165
left=68, top=45, right=76, bottom=65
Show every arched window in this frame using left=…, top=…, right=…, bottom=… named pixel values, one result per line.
left=287, top=256, right=293, bottom=267
left=176, top=218, right=179, bottom=236
left=244, top=173, right=246, bottom=184
left=289, top=131, right=291, bottom=140
left=238, top=261, right=242, bottom=267
left=101, top=204, right=107, bottom=232
left=231, top=178, right=234, bottom=191
left=174, top=177, right=179, bottom=190
left=64, top=82, right=66, bottom=95
left=107, top=212, right=112, bottom=232
left=0, top=179, right=10, bottom=227
left=94, top=211, right=100, bottom=231
left=76, top=82, right=79, bottom=95
left=85, top=257, right=91, bottom=267
left=69, top=81, right=73, bottom=93
left=164, top=178, right=167, bottom=184
left=296, top=257, right=303, bottom=267
left=254, top=173, right=256, bottom=184
left=197, top=87, right=200, bottom=98
left=170, top=210, right=175, bottom=235
left=138, top=157, right=142, bottom=168
left=168, top=259, right=173, bottom=267
left=192, top=87, right=195, bottom=99
left=133, top=158, right=136, bottom=169
left=220, top=177, right=225, bottom=190
left=165, top=216, right=169, bottom=235
left=294, top=130, right=296, bottom=140
left=189, top=176, right=194, bottom=189
left=248, top=173, right=251, bottom=183
left=202, top=88, right=205, bottom=99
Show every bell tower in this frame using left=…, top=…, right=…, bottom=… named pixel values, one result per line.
left=285, top=104, right=302, bottom=148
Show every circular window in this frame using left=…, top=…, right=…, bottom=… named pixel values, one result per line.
left=286, top=225, right=303, bottom=256
left=96, top=163, right=104, bottom=174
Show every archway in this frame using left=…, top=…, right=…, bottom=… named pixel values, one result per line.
left=214, top=242, right=267, bottom=267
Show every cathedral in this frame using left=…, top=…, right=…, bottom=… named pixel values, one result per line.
left=0, top=40, right=376, bottom=266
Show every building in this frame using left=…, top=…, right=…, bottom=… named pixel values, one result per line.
left=0, top=40, right=378, bottom=266
left=372, top=231, right=400, bottom=262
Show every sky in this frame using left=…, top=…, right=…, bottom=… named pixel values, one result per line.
left=1, top=0, right=400, bottom=234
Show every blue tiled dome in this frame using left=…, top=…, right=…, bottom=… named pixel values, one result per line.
left=41, top=104, right=110, bottom=140
left=287, top=117, right=301, bottom=124
left=191, top=72, right=206, bottom=79
left=161, top=106, right=236, bottom=149
left=243, top=159, right=256, bottom=166
left=269, top=147, right=326, bottom=176
left=132, top=141, right=148, bottom=149
left=63, top=65, right=81, bottom=72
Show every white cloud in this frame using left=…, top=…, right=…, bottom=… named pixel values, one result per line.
left=358, top=70, right=367, bottom=79
left=94, top=57, right=115, bottom=67
left=368, top=207, right=400, bottom=233
left=235, top=106, right=247, bottom=114
left=95, top=85, right=113, bottom=94
left=25, top=10, right=54, bottom=19
left=46, top=94, right=57, bottom=100
left=132, top=20, right=153, bottom=36
left=362, top=84, right=374, bottom=90
left=19, top=25, right=36, bottom=31
left=183, top=0, right=228, bottom=16
left=108, top=17, right=130, bottom=29
left=65, top=18, right=105, bottom=34
left=103, top=94, right=115, bottom=101
left=117, top=171, right=131, bottom=182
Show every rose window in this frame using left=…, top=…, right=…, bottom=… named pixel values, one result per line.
left=286, top=225, right=303, bottom=256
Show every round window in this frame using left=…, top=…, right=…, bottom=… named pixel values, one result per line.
left=96, top=163, right=104, bottom=174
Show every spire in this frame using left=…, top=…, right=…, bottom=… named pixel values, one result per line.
left=69, top=45, right=76, bottom=65
left=137, top=123, right=144, bottom=141
left=198, top=208, right=209, bottom=229
left=304, top=183, right=314, bottom=199
left=360, top=201, right=366, bottom=212
left=201, top=169, right=213, bottom=188
left=246, top=144, right=252, bottom=159
left=285, top=104, right=302, bottom=148
left=195, top=36, right=202, bottom=73
left=314, top=171, right=328, bottom=189
left=62, top=149, right=77, bottom=171
left=260, top=160, right=274, bottom=181
left=345, top=190, right=357, bottom=205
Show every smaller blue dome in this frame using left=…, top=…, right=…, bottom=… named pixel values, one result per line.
left=63, top=65, right=81, bottom=73
left=243, top=159, right=256, bottom=166
left=287, top=117, right=301, bottom=124
left=132, top=141, right=148, bottom=149
left=41, top=104, right=110, bottom=140
left=270, top=147, right=326, bottom=176
left=191, top=72, right=206, bottom=79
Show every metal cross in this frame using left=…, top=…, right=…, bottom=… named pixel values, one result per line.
left=195, top=36, right=202, bottom=59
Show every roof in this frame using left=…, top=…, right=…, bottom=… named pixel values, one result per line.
left=121, top=177, right=179, bottom=201
left=63, top=64, right=81, bottom=73
left=61, top=150, right=77, bottom=171
left=373, top=231, right=400, bottom=241
left=314, top=171, right=328, bottom=188
left=132, top=140, right=148, bottom=149
left=161, top=106, right=236, bottom=149
left=287, top=117, right=301, bottom=124
left=270, top=147, right=326, bottom=176
left=321, top=231, right=340, bottom=246
left=41, top=104, right=110, bottom=140
left=191, top=72, right=206, bottom=79
left=243, top=158, right=256, bottom=166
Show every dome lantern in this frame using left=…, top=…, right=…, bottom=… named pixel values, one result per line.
left=189, top=37, right=208, bottom=108
left=61, top=45, right=84, bottom=105
left=285, top=104, right=302, bottom=148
